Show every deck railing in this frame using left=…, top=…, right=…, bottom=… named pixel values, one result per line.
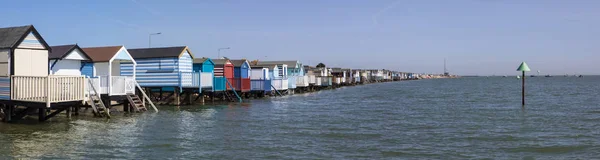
left=11, top=75, right=86, bottom=107
left=200, top=72, right=213, bottom=88
left=308, top=75, right=317, bottom=84
left=322, top=77, right=332, bottom=86
left=251, top=79, right=272, bottom=91
left=227, top=78, right=251, bottom=92
left=85, top=77, right=101, bottom=99
left=271, top=78, right=289, bottom=90
left=180, top=72, right=200, bottom=88
left=315, top=76, right=322, bottom=86
left=110, top=76, right=135, bottom=95
left=287, top=76, right=297, bottom=89
left=296, top=75, right=309, bottom=87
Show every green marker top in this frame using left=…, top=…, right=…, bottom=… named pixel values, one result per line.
left=517, top=62, right=531, bottom=72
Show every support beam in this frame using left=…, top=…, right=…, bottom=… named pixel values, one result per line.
left=12, top=106, right=33, bottom=122
left=42, top=107, right=68, bottom=122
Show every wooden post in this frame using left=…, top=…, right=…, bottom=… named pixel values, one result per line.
left=38, top=108, right=46, bottom=122
left=174, top=88, right=180, bottom=106
left=200, top=92, right=205, bottom=104
left=4, top=105, right=11, bottom=122
left=74, top=104, right=80, bottom=116
left=66, top=106, right=72, bottom=119
left=187, top=90, right=193, bottom=105
left=159, top=88, right=163, bottom=101
left=522, top=71, right=525, bottom=106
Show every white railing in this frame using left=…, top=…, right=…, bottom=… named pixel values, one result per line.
left=271, top=78, right=289, bottom=90
left=200, top=72, right=213, bottom=88
left=296, top=75, right=309, bottom=87
left=315, top=76, right=322, bottom=85
left=102, top=76, right=136, bottom=96
left=99, top=76, right=109, bottom=94
left=309, top=75, right=316, bottom=84
left=11, top=75, right=85, bottom=107
left=85, top=77, right=101, bottom=100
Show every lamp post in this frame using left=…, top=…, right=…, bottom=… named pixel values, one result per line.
left=149, top=32, right=161, bottom=47
left=516, top=62, right=531, bottom=106
left=218, top=47, right=230, bottom=58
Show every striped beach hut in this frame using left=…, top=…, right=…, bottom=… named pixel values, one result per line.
left=212, top=59, right=234, bottom=91
left=122, top=46, right=212, bottom=93
left=0, top=25, right=86, bottom=121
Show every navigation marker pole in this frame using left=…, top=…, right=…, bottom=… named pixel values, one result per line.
left=516, top=62, right=531, bottom=106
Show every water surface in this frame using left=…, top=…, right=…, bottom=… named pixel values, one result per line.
left=1, top=77, right=599, bottom=159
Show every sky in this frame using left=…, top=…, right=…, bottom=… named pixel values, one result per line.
left=1, top=0, right=599, bottom=75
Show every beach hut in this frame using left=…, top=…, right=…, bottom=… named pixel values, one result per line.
left=192, top=58, right=215, bottom=91
left=212, top=59, right=234, bottom=91
left=0, top=25, right=86, bottom=121
left=331, top=68, right=346, bottom=85
left=229, top=59, right=251, bottom=92
left=48, top=44, right=92, bottom=76
left=258, top=61, right=308, bottom=91
left=257, top=61, right=290, bottom=92
left=249, top=63, right=272, bottom=94
left=123, top=46, right=212, bottom=91
left=82, top=46, right=137, bottom=96
left=254, top=63, right=288, bottom=91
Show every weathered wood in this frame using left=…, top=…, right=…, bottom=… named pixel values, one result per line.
left=66, top=106, right=71, bottom=118
left=187, top=90, right=193, bottom=105
left=38, top=108, right=46, bottom=122
left=42, top=107, right=68, bottom=121
left=174, top=88, right=181, bottom=106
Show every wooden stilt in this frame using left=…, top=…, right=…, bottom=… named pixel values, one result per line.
left=211, top=92, right=215, bottom=103
left=159, top=88, right=163, bottom=101
left=66, top=106, right=72, bottom=119
left=200, top=92, right=205, bottom=104
left=4, top=105, right=11, bottom=122
left=38, top=108, right=46, bottom=122
left=186, top=90, right=193, bottom=105
left=174, top=88, right=181, bottom=106
left=74, top=104, right=80, bottom=116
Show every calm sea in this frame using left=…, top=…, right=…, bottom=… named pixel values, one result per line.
left=1, top=76, right=600, bottom=159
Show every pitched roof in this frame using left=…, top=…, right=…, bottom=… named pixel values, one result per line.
left=0, top=25, right=51, bottom=50
left=81, top=46, right=123, bottom=62
left=250, top=63, right=276, bottom=68
left=193, top=58, right=210, bottom=64
left=258, top=60, right=300, bottom=68
left=212, top=58, right=232, bottom=65
left=49, top=44, right=76, bottom=59
left=229, top=59, right=248, bottom=67
left=127, top=46, right=191, bottom=59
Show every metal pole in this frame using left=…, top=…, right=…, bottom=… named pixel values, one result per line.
left=522, top=71, right=525, bottom=106
left=148, top=34, right=151, bottom=48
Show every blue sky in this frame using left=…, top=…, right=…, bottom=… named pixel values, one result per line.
left=1, top=0, right=599, bottom=75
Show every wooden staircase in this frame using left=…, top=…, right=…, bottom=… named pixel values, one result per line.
left=126, top=93, right=147, bottom=112
left=87, top=78, right=110, bottom=118
left=223, top=91, right=235, bottom=102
